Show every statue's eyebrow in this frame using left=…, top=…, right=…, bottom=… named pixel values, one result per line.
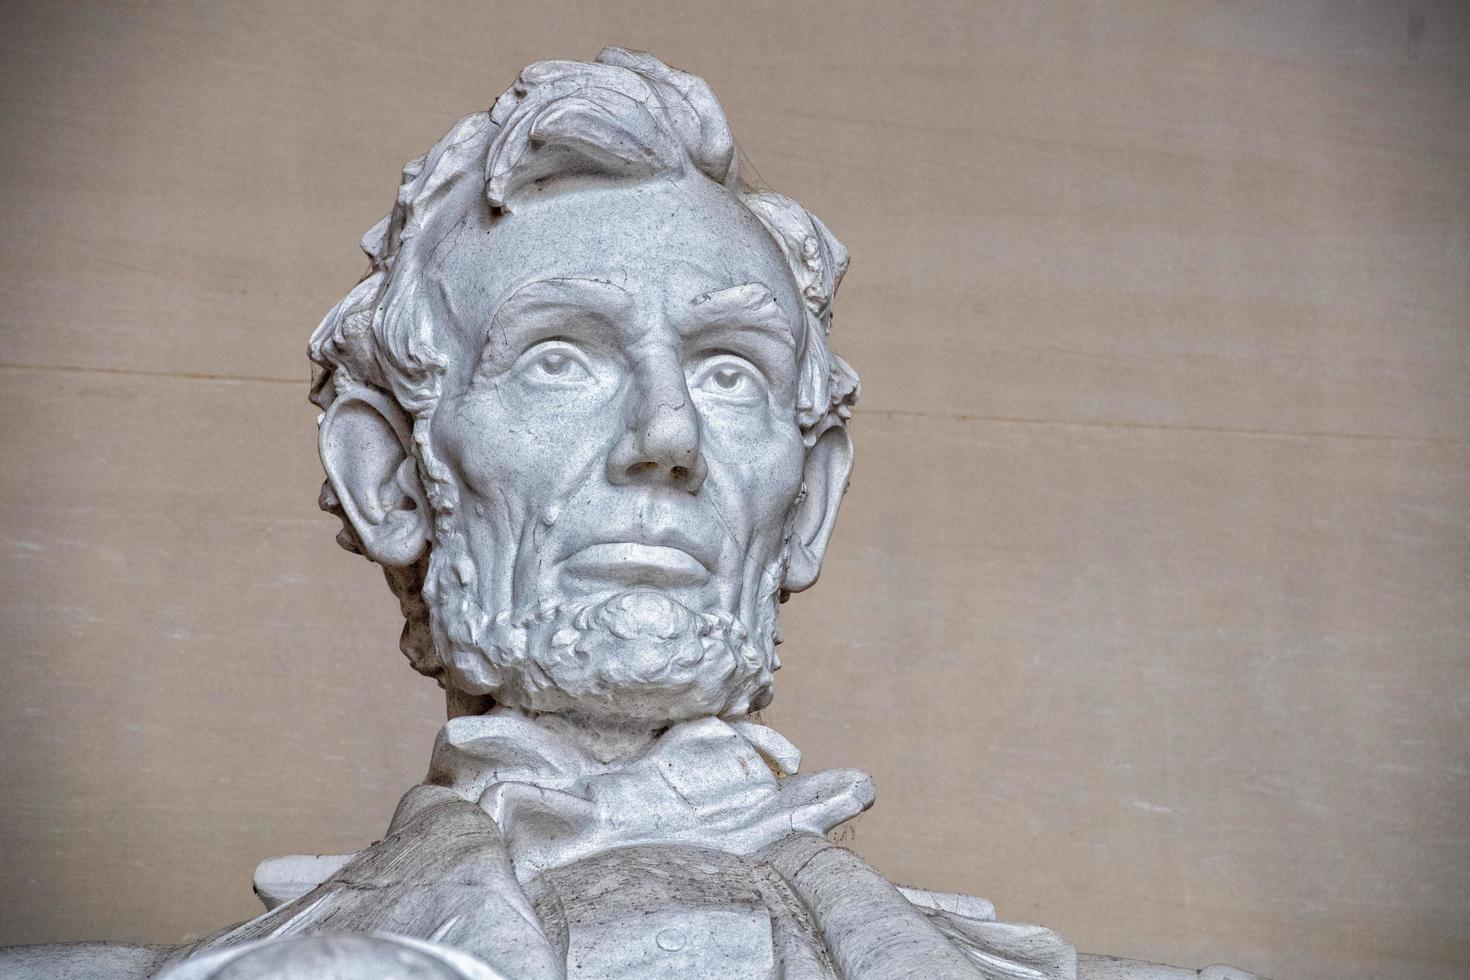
left=490, top=277, right=635, bottom=325
left=477, top=277, right=635, bottom=370
left=686, top=283, right=797, bottom=351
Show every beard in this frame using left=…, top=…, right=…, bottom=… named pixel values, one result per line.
left=421, top=524, right=782, bottom=725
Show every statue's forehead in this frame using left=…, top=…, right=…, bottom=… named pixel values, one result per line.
left=430, top=178, right=802, bottom=331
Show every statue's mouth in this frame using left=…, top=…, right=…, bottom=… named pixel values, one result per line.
left=560, top=542, right=711, bottom=589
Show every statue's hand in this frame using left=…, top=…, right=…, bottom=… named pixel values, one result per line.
left=169, top=786, right=564, bottom=980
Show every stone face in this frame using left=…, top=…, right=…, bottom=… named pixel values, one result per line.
left=302, top=47, right=859, bottom=729
left=0, top=46, right=1264, bottom=980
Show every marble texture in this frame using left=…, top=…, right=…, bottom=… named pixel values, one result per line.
left=0, top=47, right=1267, bottom=980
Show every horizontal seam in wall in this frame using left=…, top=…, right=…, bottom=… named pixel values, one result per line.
left=0, top=361, right=303, bottom=387
left=1, top=362, right=1461, bottom=448
left=860, top=410, right=1469, bottom=447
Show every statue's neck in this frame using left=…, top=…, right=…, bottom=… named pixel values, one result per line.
left=419, top=706, right=875, bottom=882
left=493, top=706, right=668, bottom=765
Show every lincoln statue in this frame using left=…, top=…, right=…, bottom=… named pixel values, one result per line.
left=0, top=48, right=1262, bottom=980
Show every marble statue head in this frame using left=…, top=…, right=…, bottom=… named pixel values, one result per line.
left=309, top=48, right=859, bottom=728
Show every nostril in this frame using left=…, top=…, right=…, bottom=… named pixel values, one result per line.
left=619, top=459, right=700, bottom=487
left=626, top=461, right=659, bottom=479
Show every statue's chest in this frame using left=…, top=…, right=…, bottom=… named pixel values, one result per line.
left=532, top=843, right=830, bottom=980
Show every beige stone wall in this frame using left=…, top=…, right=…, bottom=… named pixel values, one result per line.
left=1, top=3, right=1466, bottom=977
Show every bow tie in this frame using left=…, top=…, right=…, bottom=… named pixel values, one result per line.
left=413, top=709, right=876, bottom=882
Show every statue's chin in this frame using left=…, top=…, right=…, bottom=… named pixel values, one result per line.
left=435, top=586, right=776, bottom=726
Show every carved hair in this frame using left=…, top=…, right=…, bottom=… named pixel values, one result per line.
left=308, top=47, right=859, bottom=681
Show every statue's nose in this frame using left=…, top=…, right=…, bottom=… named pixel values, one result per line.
left=607, top=362, right=707, bottom=493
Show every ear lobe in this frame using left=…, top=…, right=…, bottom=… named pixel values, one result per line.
left=784, top=425, right=854, bottom=593
left=319, top=389, right=430, bottom=568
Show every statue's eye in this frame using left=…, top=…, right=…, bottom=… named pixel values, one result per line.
left=693, top=354, right=765, bottom=402
left=519, top=342, right=594, bottom=384
left=539, top=352, right=572, bottom=375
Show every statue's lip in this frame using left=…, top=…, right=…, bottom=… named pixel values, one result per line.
left=560, top=542, right=711, bottom=588
left=562, top=524, right=718, bottom=569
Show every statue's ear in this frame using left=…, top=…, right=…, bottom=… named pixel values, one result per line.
left=319, top=388, right=430, bottom=567
left=784, top=424, right=853, bottom=593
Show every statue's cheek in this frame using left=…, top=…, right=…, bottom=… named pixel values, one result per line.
left=436, top=384, right=619, bottom=492
left=705, top=424, right=806, bottom=527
